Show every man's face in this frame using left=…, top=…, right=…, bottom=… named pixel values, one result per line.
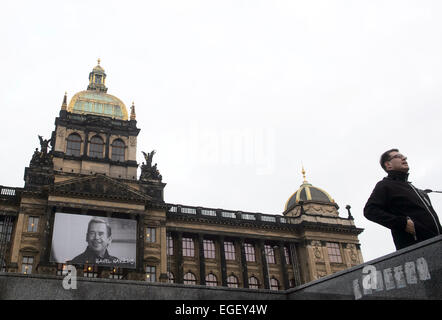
left=86, top=222, right=112, bottom=256
left=385, top=151, right=409, bottom=173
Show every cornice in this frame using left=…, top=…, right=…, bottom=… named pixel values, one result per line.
left=166, top=212, right=300, bottom=232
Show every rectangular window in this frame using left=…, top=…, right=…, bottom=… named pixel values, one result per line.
left=241, top=214, right=256, bottom=220
left=146, top=227, right=156, bottom=243
left=244, top=243, right=256, bottom=262
left=224, top=241, right=236, bottom=260
left=110, top=267, right=124, bottom=280
left=27, top=216, right=39, bottom=233
left=22, top=256, right=34, bottom=274
left=261, top=215, right=276, bottom=223
left=56, top=264, right=69, bottom=276
left=203, top=239, right=216, bottom=259
left=83, top=265, right=98, bottom=278
left=182, top=237, right=194, bottom=257
left=221, top=211, right=236, bottom=219
left=167, top=234, right=174, bottom=256
left=145, top=266, right=156, bottom=282
left=201, top=209, right=216, bottom=216
left=0, top=216, right=14, bottom=242
left=327, top=242, right=343, bottom=263
left=181, top=207, right=196, bottom=214
left=265, top=245, right=276, bottom=264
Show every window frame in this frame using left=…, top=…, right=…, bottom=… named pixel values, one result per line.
left=203, top=239, right=216, bottom=259
left=224, top=241, right=236, bottom=261
left=167, top=234, right=174, bottom=256
left=167, top=271, right=175, bottom=283
left=66, top=133, right=82, bottom=156
left=83, top=265, right=98, bottom=278
left=244, top=243, right=256, bottom=263
left=145, top=265, right=156, bottom=282
left=270, top=277, right=280, bottom=291
left=182, top=237, right=195, bottom=257
left=21, top=256, right=34, bottom=275
left=205, top=273, right=218, bottom=287
left=111, top=139, right=125, bottom=162
left=27, top=216, right=39, bottom=233
left=264, top=244, right=276, bottom=264
left=327, top=242, right=343, bottom=263
left=248, top=276, right=259, bottom=289
left=184, top=272, right=197, bottom=285
left=89, top=135, right=104, bottom=159
left=227, top=275, right=239, bottom=288
left=146, top=227, right=156, bottom=243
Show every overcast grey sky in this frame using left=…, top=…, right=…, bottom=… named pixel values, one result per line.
left=1, top=0, right=441, bottom=262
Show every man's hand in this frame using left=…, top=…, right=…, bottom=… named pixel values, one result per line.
left=405, top=218, right=416, bottom=238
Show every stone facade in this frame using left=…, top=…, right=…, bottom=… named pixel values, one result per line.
left=0, top=62, right=364, bottom=292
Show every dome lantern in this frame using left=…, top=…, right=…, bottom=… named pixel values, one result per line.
left=87, top=58, right=107, bottom=93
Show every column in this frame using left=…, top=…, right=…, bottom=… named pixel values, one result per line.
left=198, top=234, right=206, bottom=286
left=83, top=130, right=89, bottom=156
left=278, top=242, right=290, bottom=290
left=239, top=238, right=248, bottom=288
left=176, top=232, right=183, bottom=284
left=289, top=242, right=302, bottom=286
left=259, top=240, right=270, bottom=290
left=159, top=222, right=168, bottom=282
left=219, top=236, right=227, bottom=287
left=40, top=206, right=56, bottom=264
left=105, top=133, right=110, bottom=159
left=136, top=214, right=145, bottom=275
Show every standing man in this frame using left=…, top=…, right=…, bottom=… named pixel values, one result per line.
left=364, top=149, right=441, bottom=250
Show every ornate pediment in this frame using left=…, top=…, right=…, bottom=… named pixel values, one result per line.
left=50, top=174, right=152, bottom=202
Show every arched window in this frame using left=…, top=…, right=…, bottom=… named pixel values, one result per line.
left=205, top=273, right=217, bottom=287
left=248, top=276, right=259, bottom=289
left=184, top=272, right=196, bottom=285
left=227, top=275, right=239, bottom=288
left=167, top=271, right=175, bottom=284
left=111, top=139, right=125, bottom=162
left=66, top=133, right=82, bottom=156
left=89, top=136, right=104, bottom=158
left=270, top=277, right=280, bottom=291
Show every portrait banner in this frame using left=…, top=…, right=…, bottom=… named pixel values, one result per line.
left=50, top=212, right=137, bottom=269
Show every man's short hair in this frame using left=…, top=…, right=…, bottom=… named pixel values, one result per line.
left=87, top=218, right=112, bottom=238
left=380, top=148, right=399, bottom=172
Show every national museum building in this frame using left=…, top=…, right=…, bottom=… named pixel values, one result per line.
left=0, top=61, right=364, bottom=291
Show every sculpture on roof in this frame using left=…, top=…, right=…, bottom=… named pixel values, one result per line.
left=140, top=150, right=162, bottom=181
left=30, top=135, right=53, bottom=167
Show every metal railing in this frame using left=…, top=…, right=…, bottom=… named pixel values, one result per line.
left=167, top=203, right=292, bottom=225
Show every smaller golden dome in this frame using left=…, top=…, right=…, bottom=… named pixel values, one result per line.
left=284, top=167, right=335, bottom=211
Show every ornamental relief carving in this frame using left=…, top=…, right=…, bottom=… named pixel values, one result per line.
left=347, top=243, right=358, bottom=263
left=316, top=270, right=328, bottom=278
left=129, top=136, right=137, bottom=147
left=57, top=126, right=66, bottom=138
left=310, top=240, right=323, bottom=260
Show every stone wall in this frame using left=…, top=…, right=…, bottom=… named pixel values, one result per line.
left=0, top=235, right=440, bottom=300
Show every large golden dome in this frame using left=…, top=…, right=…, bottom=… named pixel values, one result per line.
left=67, top=60, right=128, bottom=120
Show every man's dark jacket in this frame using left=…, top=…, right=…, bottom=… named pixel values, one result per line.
left=364, top=170, right=441, bottom=250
